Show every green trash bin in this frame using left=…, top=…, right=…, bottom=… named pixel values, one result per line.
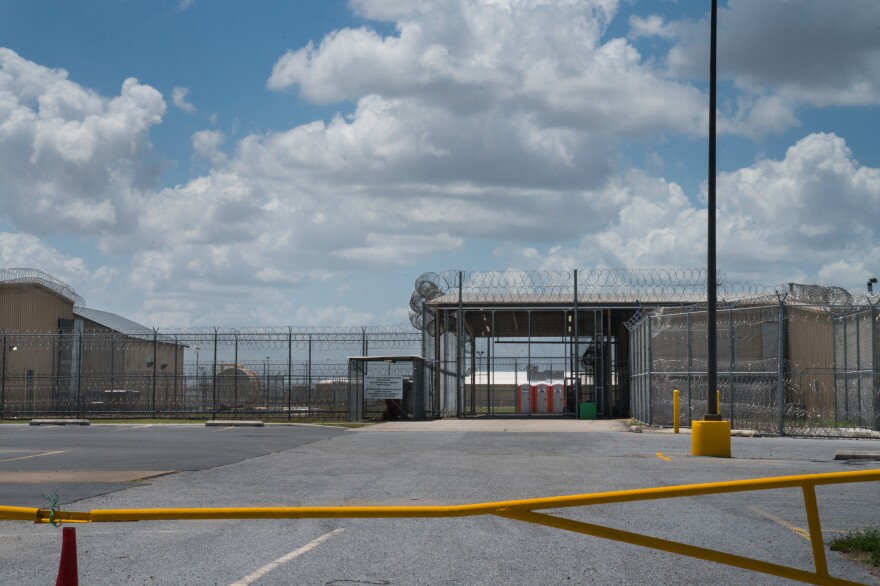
left=578, top=402, right=597, bottom=420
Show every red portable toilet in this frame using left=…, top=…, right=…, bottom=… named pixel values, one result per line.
left=517, top=383, right=532, bottom=414
left=550, top=383, right=565, bottom=413
left=534, top=383, right=549, bottom=414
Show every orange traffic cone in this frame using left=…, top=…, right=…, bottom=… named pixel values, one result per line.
left=55, top=527, right=78, bottom=586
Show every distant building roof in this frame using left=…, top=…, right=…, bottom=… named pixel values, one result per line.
left=75, top=307, right=153, bottom=335
left=74, top=308, right=181, bottom=346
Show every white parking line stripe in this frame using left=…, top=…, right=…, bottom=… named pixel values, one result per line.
left=230, top=528, right=344, bottom=586
left=0, top=449, right=72, bottom=463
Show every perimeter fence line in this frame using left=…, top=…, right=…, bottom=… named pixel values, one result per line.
left=628, top=295, right=880, bottom=438
left=0, top=326, right=423, bottom=421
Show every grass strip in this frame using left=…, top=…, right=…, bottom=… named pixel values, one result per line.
left=830, top=528, right=880, bottom=566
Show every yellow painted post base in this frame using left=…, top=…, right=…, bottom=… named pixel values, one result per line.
left=691, top=419, right=731, bottom=458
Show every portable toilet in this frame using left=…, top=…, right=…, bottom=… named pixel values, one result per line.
left=517, top=383, right=532, bottom=414
left=534, top=382, right=549, bottom=413
left=550, top=383, right=565, bottom=413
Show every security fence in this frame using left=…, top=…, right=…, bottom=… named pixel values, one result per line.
left=629, top=292, right=880, bottom=438
left=0, top=326, right=422, bottom=421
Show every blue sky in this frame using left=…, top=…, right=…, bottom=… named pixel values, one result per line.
left=1, top=0, right=879, bottom=327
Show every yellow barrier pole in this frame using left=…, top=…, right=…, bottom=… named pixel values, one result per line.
left=9, top=469, right=878, bottom=525
left=717, top=390, right=721, bottom=415
left=802, top=485, right=829, bottom=577
left=497, top=510, right=862, bottom=586
left=673, top=389, right=680, bottom=434
left=0, top=506, right=42, bottom=522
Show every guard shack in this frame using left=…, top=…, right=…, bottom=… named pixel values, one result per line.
left=348, top=355, right=426, bottom=422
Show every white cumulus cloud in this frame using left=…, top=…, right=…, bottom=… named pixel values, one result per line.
left=0, top=49, right=166, bottom=236
left=171, top=86, right=196, bottom=113
left=539, top=133, right=880, bottom=291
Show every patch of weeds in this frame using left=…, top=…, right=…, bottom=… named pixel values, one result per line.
left=830, top=528, right=880, bottom=567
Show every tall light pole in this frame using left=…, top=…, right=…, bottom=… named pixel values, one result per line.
left=706, top=0, right=719, bottom=422
left=693, top=0, right=731, bottom=457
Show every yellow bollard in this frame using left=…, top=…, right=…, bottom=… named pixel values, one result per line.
left=692, top=419, right=732, bottom=457
left=716, top=390, right=721, bottom=415
left=673, top=389, right=679, bottom=434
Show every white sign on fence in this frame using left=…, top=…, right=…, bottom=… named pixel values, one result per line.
left=364, top=375, right=404, bottom=400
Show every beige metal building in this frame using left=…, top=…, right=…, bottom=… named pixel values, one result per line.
left=1, top=269, right=183, bottom=415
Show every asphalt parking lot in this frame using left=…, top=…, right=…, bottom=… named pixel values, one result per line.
left=1, top=420, right=878, bottom=585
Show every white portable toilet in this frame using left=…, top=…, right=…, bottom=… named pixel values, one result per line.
left=517, top=383, right=532, bottom=414
left=550, top=383, right=565, bottom=413
left=534, top=382, right=549, bottom=414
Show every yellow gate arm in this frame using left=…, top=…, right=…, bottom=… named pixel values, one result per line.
left=2, top=468, right=878, bottom=585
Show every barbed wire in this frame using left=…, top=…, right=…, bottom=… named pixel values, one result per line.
left=0, top=268, right=85, bottom=311
left=1, top=324, right=419, bottom=337
left=408, top=268, right=800, bottom=331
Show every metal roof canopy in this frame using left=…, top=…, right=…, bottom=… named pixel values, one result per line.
left=425, top=302, right=647, bottom=339
left=348, top=355, right=425, bottom=363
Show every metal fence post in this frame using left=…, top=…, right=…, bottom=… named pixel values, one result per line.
left=831, top=314, right=846, bottom=424
left=1, top=332, right=6, bottom=419
left=77, top=327, right=84, bottom=418
left=728, top=306, right=735, bottom=426
left=855, top=312, right=861, bottom=425
left=687, top=310, right=693, bottom=423
left=776, top=296, right=786, bottom=435
left=308, top=334, right=312, bottom=416
left=457, top=270, right=463, bottom=418
left=173, top=334, right=179, bottom=412
left=288, top=327, right=292, bottom=421
left=233, top=332, right=239, bottom=419
left=647, top=315, right=653, bottom=426
left=843, top=316, right=849, bottom=422
left=212, top=328, right=218, bottom=419
left=573, top=269, right=579, bottom=408
left=151, top=329, right=158, bottom=417
left=871, top=303, right=880, bottom=431
left=434, top=310, right=441, bottom=417
left=110, top=333, right=116, bottom=390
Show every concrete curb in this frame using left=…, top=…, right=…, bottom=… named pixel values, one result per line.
left=205, top=420, right=264, bottom=427
left=833, top=451, right=880, bottom=461
left=731, top=429, right=762, bottom=438
left=641, top=426, right=761, bottom=437
left=29, top=419, right=90, bottom=426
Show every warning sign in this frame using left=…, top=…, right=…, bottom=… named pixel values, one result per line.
left=364, top=375, right=404, bottom=400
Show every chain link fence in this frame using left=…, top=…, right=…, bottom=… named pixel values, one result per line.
left=628, top=292, right=880, bottom=438
left=0, top=326, right=422, bottom=421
